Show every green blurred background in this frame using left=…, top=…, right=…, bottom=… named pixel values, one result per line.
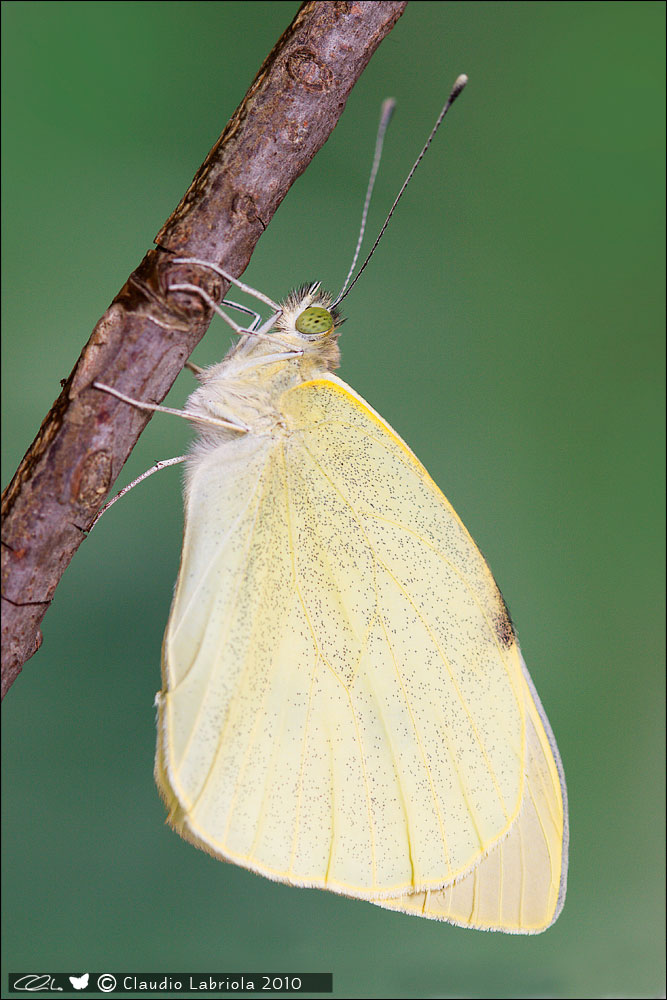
left=2, top=2, right=664, bottom=998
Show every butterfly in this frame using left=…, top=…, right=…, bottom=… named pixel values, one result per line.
left=69, top=974, right=89, bottom=990
left=95, top=76, right=568, bottom=933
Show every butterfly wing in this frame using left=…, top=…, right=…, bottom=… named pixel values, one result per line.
left=156, top=374, right=567, bottom=932
left=372, top=658, right=569, bottom=931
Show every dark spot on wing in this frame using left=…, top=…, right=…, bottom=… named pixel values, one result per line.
left=492, top=590, right=516, bottom=650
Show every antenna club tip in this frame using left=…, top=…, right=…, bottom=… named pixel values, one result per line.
left=380, top=97, right=397, bottom=124
left=452, top=74, right=468, bottom=96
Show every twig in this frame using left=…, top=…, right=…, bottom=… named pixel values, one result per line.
left=1, top=1, right=409, bottom=698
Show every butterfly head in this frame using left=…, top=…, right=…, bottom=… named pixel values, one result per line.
left=275, top=283, right=344, bottom=369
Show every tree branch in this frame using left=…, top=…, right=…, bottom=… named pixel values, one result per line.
left=1, top=0, right=408, bottom=697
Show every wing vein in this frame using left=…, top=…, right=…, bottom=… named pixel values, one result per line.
left=378, top=612, right=452, bottom=880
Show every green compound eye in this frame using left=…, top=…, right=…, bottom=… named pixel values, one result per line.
left=295, top=306, right=334, bottom=336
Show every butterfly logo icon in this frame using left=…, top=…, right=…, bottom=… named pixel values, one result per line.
left=69, top=973, right=89, bottom=990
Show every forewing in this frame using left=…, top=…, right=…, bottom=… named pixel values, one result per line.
left=278, top=375, right=528, bottom=894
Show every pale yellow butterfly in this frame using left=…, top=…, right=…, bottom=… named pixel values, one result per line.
left=96, top=76, right=568, bottom=933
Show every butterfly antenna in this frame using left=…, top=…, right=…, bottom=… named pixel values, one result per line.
left=334, top=97, right=396, bottom=305
left=332, top=73, right=468, bottom=308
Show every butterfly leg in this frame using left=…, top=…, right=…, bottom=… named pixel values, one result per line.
left=233, top=350, right=305, bottom=374
left=222, top=299, right=262, bottom=331
left=92, top=382, right=250, bottom=433
left=184, top=344, right=302, bottom=378
left=88, top=455, right=187, bottom=531
left=169, top=280, right=286, bottom=348
left=171, top=257, right=288, bottom=343
left=172, top=257, right=280, bottom=311
left=184, top=361, right=205, bottom=376
left=183, top=297, right=267, bottom=375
